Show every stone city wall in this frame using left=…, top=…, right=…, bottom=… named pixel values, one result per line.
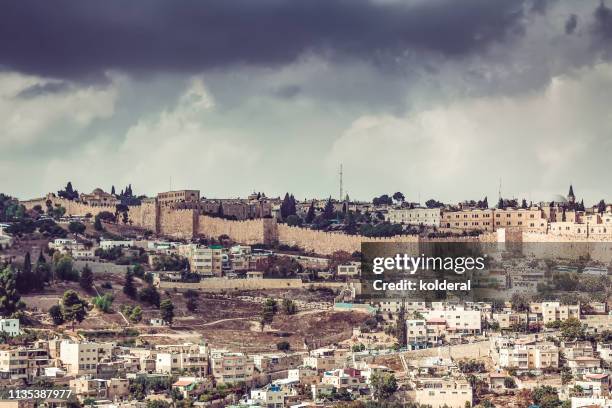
left=277, top=224, right=421, bottom=255
left=158, top=277, right=303, bottom=291
left=157, top=208, right=197, bottom=239
left=22, top=196, right=117, bottom=218
left=128, top=201, right=158, bottom=232
left=196, top=215, right=268, bottom=244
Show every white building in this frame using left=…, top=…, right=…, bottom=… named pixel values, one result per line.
left=59, top=341, right=113, bottom=376
left=424, top=309, right=482, bottom=334
left=385, top=207, right=441, bottom=227
left=0, top=318, right=21, bottom=337
left=99, top=240, right=134, bottom=250
left=250, top=384, right=288, bottom=408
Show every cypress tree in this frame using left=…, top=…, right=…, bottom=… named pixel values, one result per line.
left=305, top=201, right=316, bottom=223
left=79, top=264, right=94, bottom=291
left=323, top=198, right=334, bottom=220
left=123, top=270, right=137, bottom=299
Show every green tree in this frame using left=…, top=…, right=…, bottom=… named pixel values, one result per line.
left=58, top=181, right=79, bottom=200
left=532, top=386, right=561, bottom=408
left=0, top=266, right=25, bottom=317
left=123, top=270, right=137, bottom=298
left=323, top=197, right=335, bottom=220
left=34, top=251, right=50, bottom=290
left=17, top=251, right=35, bottom=293
left=260, top=298, right=278, bottom=330
left=560, top=318, right=585, bottom=341
left=93, top=294, right=113, bottom=313
left=129, top=305, right=143, bottom=323
left=282, top=298, right=297, bottom=315
left=286, top=214, right=302, bottom=227
left=54, top=255, right=77, bottom=281
left=511, top=293, right=529, bottom=312
left=160, top=300, right=174, bottom=324
left=395, top=302, right=407, bottom=347
left=94, top=216, right=104, bottom=231
left=504, top=377, right=517, bottom=389
left=62, top=290, right=88, bottom=330
left=186, top=297, right=197, bottom=312
left=370, top=372, right=398, bottom=400
left=392, top=192, right=405, bottom=202
left=305, top=201, right=316, bottom=223
left=48, top=304, right=64, bottom=325
left=68, top=221, right=86, bottom=235
left=139, top=286, right=161, bottom=307
left=79, top=264, right=94, bottom=291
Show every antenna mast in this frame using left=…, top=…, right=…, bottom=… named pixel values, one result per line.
left=339, top=164, right=343, bottom=201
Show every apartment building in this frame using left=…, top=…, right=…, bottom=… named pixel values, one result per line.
left=414, top=378, right=473, bottom=408
left=441, top=208, right=547, bottom=232
left=424, top=309, right=482, bottom=334
left=492, top=208, right=547, bottom=231
left=575, top=373, right=611, bottom=398
left=59, top=341, right=113, bottom=376
left=287, top=367, right=319, bottom=385
left=337, top=262, right=361, bottom=278
left=597, top=343, right=612, bottom=363
left=210, top=350, right=255, bottom=385
left=0, top=345, right=50, bottom=381
left=155, top=344, right=208, bottom=375
left=492, top=312, right=528, bottom=329
left=385, top=208, right=441, bottom=227
left=403, top=318, right=448, bottom=347
left=540, top=302, right=580, bottom=324
left=229, top=245, right=254, bottom=271
left=406, top=320, right=429, bottom=349
left=157, top=190, right=200, bottom=207
left=252, top=353, right=302, bottom=374
left=321, top=368, right=366, bottom=389
left=303, top=348, right=340, bottom=373
left=180, top=244, right=226, bottom=277
left=70, top=377, right=130, bottom=401
left=441, top=209, right=494, bottom=231
left=497, top=343, right=559, bottom=371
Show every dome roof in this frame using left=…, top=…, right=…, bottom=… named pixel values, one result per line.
left=92, top=188, right=105, bottom=195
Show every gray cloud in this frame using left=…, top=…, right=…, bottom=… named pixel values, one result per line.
left=565, top=14, right=578, bottom=34
left=273, top=85, right=302, bottom=100
left=593, top=0, right=612, bottom=40
left=0, top=0, right=528, bottom=80
left=15, top=81, right=72, bottom=99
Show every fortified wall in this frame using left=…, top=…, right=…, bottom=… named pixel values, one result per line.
left=196, top=216, right=275, bottom=245
left=21, top=196, right=612, bottom=256
left=22, top=195, right=117, bottom=218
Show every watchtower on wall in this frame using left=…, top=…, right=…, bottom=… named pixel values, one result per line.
left=262, top=217, right=279, bottom=246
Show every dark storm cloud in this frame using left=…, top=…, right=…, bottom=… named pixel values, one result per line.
left=593, top=0, right=612, bottom=40
left=15, top=81, right=72, bottom=99
left=565, top=14, right=578, bottom=34
left=530, top=0, right=555, bottom=15
left=0, top=0, right=527, bottom=80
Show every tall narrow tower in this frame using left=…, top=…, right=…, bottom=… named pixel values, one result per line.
left=339, top=163, right=343, bottom=201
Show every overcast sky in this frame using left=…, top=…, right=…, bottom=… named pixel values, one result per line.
left=1, top=0, right=611, bottom=205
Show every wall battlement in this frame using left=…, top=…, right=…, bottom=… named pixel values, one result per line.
left=21, top=195, right=612, bottom=254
